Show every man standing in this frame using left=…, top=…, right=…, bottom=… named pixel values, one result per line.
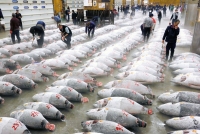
left=29, top=25, right=44, bottom=48
left=162, top=19, right=180, bottom=62
left=85, top=20, right=95, bottom=39
left=36, top=20, right=45, bottom=30
left=143, top=14, right=153, bottom=42
left=10, top=13, right=21, bottom=44
left=121, top=5, right=123, bottom=12
left=15, top=10, right=23, bottom=30
left=71, top=10, right=77, bottom=25
left=170, top=9, right=179, bottom=25
left=59, top=24, right=72, bottom=49
left=163, top=5, right=167, bottom=17
left=157, top=10, right=162, bottom=24
left=65, top=6, right=70, bottom=22
left=51, top=15, right=61, bottom=27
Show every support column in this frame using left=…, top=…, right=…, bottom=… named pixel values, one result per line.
left=190, top=0, right=200, bottom=54
left=131, top=0, right=135, bottom=6
left=137, top=0, right=141, bottom=5
left=184, top=1, right=198, bottom=27
left=122, top=0, right=126, bottom=6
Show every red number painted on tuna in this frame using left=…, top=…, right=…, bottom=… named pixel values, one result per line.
left=31, top=111, right=39, bottom=117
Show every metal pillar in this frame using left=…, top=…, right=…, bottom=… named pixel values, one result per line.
left=137, top=0, right=141, bottom=5
left=190, top=0, right=200, bottom=54
left=122, top=0, right=126, bottom=6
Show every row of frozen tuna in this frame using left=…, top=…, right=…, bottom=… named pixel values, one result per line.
left=80, top=79, right=155, bottom=134
left=169, top=52, right=200, bottom=89
left=0, top=18, right=147, bottom=133
left=73, top=24, right=155, bottom=133
left=77, top=27, right=140, bottom=77
left=150, top=28, right=193, bottom=47
left=156, top=90, right=200, bottom=133
left=115, top=41, right=166, bottom=84
left=157, top=52, right=200, bottom=133
left=0, top=71, right=103, bottom=133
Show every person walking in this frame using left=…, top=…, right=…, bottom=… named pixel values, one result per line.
left=162, top=19, right=180, bottom=62
left=36, top=20, right=45, bottom=30
left=118, top=6, right=120, bottom=13
left=143, top=13, right=153, bottom=42
left=170, top=9, right=179, bottom=25
left=10, top=13, right=21, bottom=44
left=65, top=6, right=70, bottom=22
left=163, top=5, right=167, bottom=17
left=151, top=14, right=156, bottom=32
left=85, top=20, right=96, bottom=39
left=59, top=24, right=72, bottom=49
left=71, top=10, right=77, bottom=25
left=51, top=15, right=61, bottom=27
left=158, top=10, right=162, bottom=24
left=15, top=10, right=23, bottom=30
left=30, top=25, right=45, bottom=48
left=121, top=5, right=123, bottom=12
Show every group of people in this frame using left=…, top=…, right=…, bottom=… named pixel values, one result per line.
left=10, top=4, right=181, bottom=63
left=141, top=7, right=180, bottom=62
left=10, top=9, right=99, bottom=50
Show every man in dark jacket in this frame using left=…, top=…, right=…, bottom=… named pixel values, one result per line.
left=162, top=19, right=180, bottom=62
left=30, top=25, right=44, bottom=48
left=15, top=10, right=23, bottom=30
left=85, top=20, right=95, bottom=39
left=163, top=5, right=167, bottom=17
left=65, top=6, right=70, bottom=22
left=157, top=10, right=162, bottom=24
left=71, top=10, right=77, bottom=25
left=10, top=13, right=21, bottom=44
left=59, top=24, right=72, bottom=49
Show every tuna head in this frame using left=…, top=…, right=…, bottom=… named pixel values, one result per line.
left=56, top=111, right=65, bottom=120
left=3, top=59, right=21, bottom=70
left=64, top=99, right=74, bottom=109
left=81, top=120, right=94, bottom=131
left=141, top=106, right=153, bottom=115
left=156, top=103, right=180, bottom=116
left=86, top=108, right=106, bottom=120
left=87, top=83, right=95, bottom=92
left=158, top=92, right=179, bottom=103
left=104, top=81, right=115, bottom=88
left=114, top=72, right=125, bottom=79
left=143, top=96, right=153, bottom=105
left=136, top=118, right=147, bottom=127
left=97, top=89, right=113, bottom=98
left=93, top=98, right=109, bottom=108
left=11, top=84, right=22, bottom=95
